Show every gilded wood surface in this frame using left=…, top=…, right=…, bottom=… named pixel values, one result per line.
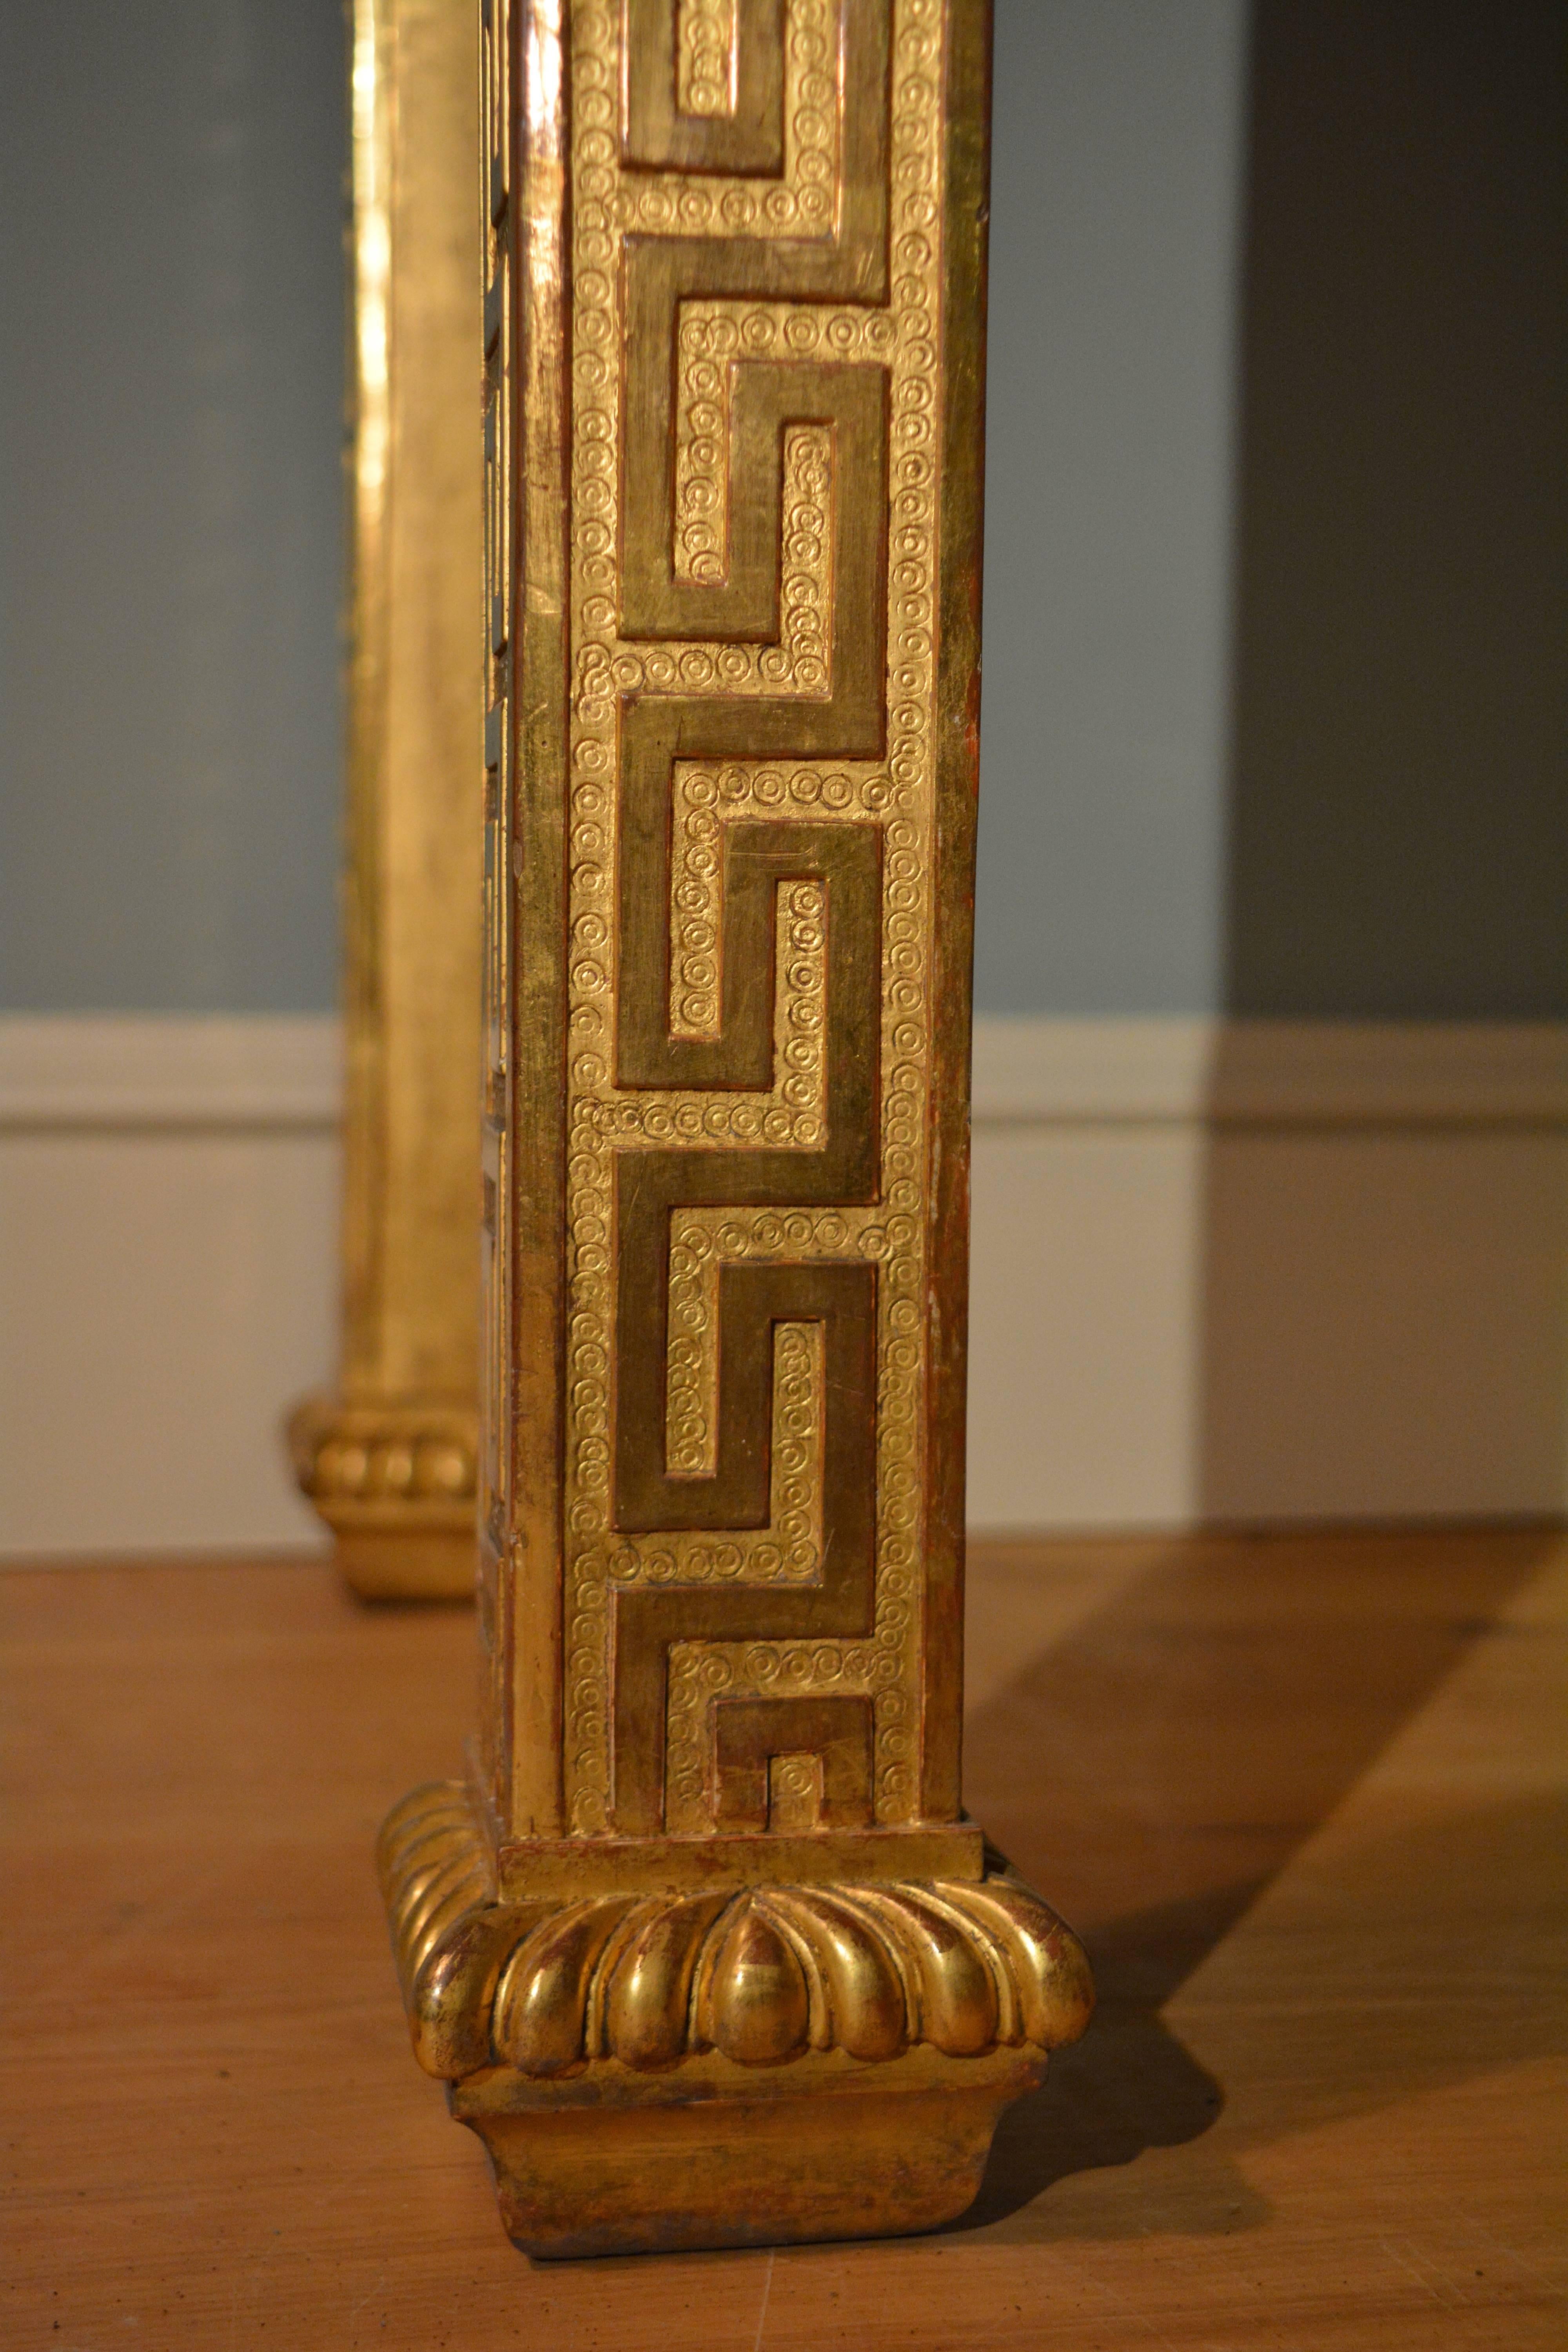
left=482, top=0, right=989, bottom=1875
left=379, top=1780, right=1092, bottom=2077
left=381, top=1764, right=1089, bottom=2256
left=291, top=0, right=486, bottom=1599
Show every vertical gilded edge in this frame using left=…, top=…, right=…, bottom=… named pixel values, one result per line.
left=340, top=0, right=396, bottom=1387
left=504, top=0, right=571, bottom=1834
left=921, top=0, right=992, bottom=1819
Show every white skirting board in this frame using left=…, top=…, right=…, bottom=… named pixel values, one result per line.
left=2, top=1014, right=1564, bottom=1557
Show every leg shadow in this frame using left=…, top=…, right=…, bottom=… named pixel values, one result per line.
left=952, top=1526, right=1557, bottom=2234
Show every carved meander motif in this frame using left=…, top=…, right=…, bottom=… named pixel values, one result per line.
left=482, top=0, right=967, bottom=1870
left=383, top=0, right=1090, bottom=2254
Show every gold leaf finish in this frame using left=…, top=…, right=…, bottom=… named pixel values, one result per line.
left=290, top=0, right=485, bottom=1602
left=379, top=1782, right=1093, bottom=2079
left=480, top=0, right=982, bottom=1882
left=380, top=0, right=1094, bottom=2254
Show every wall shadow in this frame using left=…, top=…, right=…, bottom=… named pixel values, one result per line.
left=960, top=5, right=1567, bottom=2241
left=952, top=1527, right=1557, bottom=2237
left=1194, top=1115, right=1568, bottom=1525
left=1218, top=0, right=1566, bottom=1029
left=1196, top=0, right=1568, bottom=1528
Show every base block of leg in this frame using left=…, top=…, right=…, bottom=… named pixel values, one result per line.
left=380, top=1783, right=1093, bottom=2260
left=455, top=2046, right=1043, bottom=2259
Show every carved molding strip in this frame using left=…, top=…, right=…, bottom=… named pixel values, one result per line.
left=381, top=1782, right=1094, bottom=2080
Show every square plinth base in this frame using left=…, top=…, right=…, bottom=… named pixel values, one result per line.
left=451, top=2045, right=1044, bottom=2260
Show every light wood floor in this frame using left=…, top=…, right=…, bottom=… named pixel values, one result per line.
left=3, top=1529, right=1564, bottom=2348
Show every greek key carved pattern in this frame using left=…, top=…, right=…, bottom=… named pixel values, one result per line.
left=485, top=0, right=956, bottom=1850
left=677, top=0, right=738, bottom=116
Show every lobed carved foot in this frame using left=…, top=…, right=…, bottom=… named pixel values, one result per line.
left=378, top=1784, right=1093, bottom=2256
left=287, top=1397, right=476, bottom=1600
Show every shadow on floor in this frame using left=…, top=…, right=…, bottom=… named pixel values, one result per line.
left=952, top=1527, right=1559, bottom=2236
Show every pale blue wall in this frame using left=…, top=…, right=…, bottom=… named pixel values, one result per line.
left=2, top=0, right=1563, bottom=1017
left=0, top=0, right=345, bottom=1011
left=978, top=0, right=1247, bottom=1013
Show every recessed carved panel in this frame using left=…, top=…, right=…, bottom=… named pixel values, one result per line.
left=482, top=0, right=980, bottom=1876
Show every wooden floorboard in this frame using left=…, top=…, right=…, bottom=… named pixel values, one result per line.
left=3, top=1529, right=1564, bottom=2348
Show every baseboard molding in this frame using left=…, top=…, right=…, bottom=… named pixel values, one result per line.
left=970, top=1015, right=1568, bottom=1124
left=5, top=1012, right=1564, bottom=1130
left=2, top=1014, right=1564, bottom=1555
left=0, top=1014, right=340, bottom=1129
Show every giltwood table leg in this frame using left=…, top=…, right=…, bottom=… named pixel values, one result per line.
left=289, top=0, right=486, bottom=1601
left=380, top=0, right=1093, bottom=2251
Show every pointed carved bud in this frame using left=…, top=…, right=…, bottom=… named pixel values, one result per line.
left=705, top=1900, right=810, bottom=2066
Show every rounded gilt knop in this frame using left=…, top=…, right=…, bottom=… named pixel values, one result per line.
left=601, top=1891, right=730, bottom=2068
left=379, top=1784, right=1095, bottom=2082
left=940, top=1877, right=1097, bottom=2051
left=700, top=1898, right=811, bottom=2065
left=493, top=1896, right=638, bottom=2076
left=766, top=1885, right=909, bottom=2060
left=848, top=1886, right=999, bottom=2055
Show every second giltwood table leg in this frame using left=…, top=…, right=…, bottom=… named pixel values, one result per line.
left=289, top=0, right=487, bottom=1601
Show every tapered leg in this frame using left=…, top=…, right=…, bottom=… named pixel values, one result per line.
left=379, top=0, right=1093, bottom=2252
left=289, top=0, right=486, bottom=1601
